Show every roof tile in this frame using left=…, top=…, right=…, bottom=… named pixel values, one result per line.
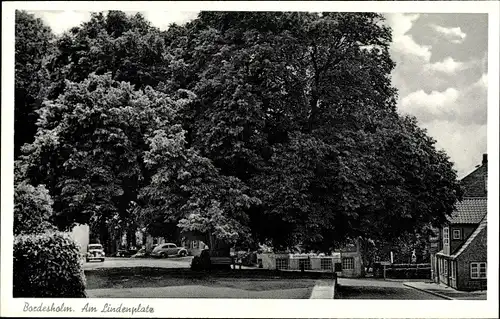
left=447, top=197, right=487, bottom=224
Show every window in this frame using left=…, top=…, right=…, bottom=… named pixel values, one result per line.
left=453, top=229, right=462, bottom=240
left=276, top=258, right=289, bottom=270
left=342, top=257, right=354, bottom=270
left=443, top=260, right=448, bottom=276
left=299, top=258, right=311, bottom=270
left=443, top=227, right=449, bottom=245
left=321, top=258, right=333, bottom=270
left=471, top=262, right=487, bottom=279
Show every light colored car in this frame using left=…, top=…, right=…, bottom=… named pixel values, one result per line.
left=151, top=243, right=188, bottom=258
left=86, top=244, right=105, bottom=262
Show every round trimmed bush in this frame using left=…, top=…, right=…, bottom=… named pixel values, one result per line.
left=13, top=231, right=86, bottom=297
left=191, top=249, right=212, bottom=271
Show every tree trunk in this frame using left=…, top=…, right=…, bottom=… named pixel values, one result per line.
left=127, top=228, right=135, bottom=248
left=308, top=91, right=319, bottom=132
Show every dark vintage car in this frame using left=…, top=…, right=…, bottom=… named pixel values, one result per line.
left=131, top=247, right=147, bottom=258
left=111, top=248, right=138, bottom=257
left=151, top=243, right=188, bottom=258
left=86, top=244, right=105, bottom=262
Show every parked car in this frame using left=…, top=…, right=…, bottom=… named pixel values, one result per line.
left=131, top=247, right=147, bottom=258
left=151, top=243, right=188, bottom=258
left=86, top=244, right=105, bottom=262
left=111, top=248, right=138, bottom=257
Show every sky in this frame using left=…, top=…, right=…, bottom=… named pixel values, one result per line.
left=29, top=10, right=489, bottom=178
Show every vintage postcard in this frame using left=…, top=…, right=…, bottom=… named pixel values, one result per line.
left=1, top=1, right=499, bottom=318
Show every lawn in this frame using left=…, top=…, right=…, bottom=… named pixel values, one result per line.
left=85, top=267, right=329, bottom=298
left=335, top=284, right=443, bottom=300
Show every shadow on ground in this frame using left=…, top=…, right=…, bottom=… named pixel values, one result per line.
left=336, top=284, right=444, bottom=300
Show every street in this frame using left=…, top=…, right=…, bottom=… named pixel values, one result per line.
left=83, top=256, right=193, bottom=270
left=336, top=278, right=445, bottom=300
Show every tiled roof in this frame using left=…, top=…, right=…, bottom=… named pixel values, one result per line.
left=451, top=214, right=487, bottom=259
left=447, top=197, right=487, bottom=224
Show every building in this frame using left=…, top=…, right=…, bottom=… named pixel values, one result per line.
left=68, top=224, right=90, bottom=256
left=182, top=238, right=209, bottom=256
left=431, top=154, right=487, bottom=291
left=334, top=237, right=365, bottom=278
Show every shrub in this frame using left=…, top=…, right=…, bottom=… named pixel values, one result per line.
left=13, top=231, right=86, bottom=297
left=385, top=267, right=431, bottom=279
left=14, top=180, right=56, bottom=235
left=191, top=249, right=212, bottom=271
left=391, top=263, right=430, bottom=269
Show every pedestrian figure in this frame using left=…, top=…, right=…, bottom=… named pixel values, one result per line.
left=411, top=250, right=417, bottom=264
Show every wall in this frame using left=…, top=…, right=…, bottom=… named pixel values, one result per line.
left=437, top=256, right=449, bottom=285
left=456, top=226, right=487, bottom=291
left=257, top=253, right=287, bottom=269
left=429, top=227, right=441, bottom=283
left=460, top=161, right=487, bottom=197
left=449, top=224, right=476, bottom=255
left=430, top=254, right=438, bottom=283
left=256, top=254, right=340, bottom=272
left=333, top=238, right=364, bottom=278
left=340, top=251, right=364, bottom=278
left=69, top=224, right=90, bottom=255
left=183, top=239, right=208, bottom=256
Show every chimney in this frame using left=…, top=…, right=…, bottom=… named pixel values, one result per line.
left=482, top=153, right=488, bottom=166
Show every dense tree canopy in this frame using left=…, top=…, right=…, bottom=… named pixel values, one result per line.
left=159, top=12, right=462, bottom=250
left=21, top=73, right=184, bottom=236
left=47, top=11, right=167, bottom=99
left=15, top=10, right=55, bottom=158
left=16, top=10, right=463, bottom=253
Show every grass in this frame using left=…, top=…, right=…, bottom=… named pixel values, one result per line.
left=86, top=274, right=317, bottom=291
left=84, top=267, right=332, bottom=298
left=336, top=284, right=444, bottom=300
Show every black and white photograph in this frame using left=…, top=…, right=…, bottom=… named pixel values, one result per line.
left=1, top=1, right=499, bottom=318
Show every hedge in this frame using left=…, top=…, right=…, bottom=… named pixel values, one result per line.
left=191, top=249, right=212, bottom=271
left=391, top=263, right=431, bottom=269
left=385, top=267, right=431, bottom=279
left=13, top=231, right=86, bottom=298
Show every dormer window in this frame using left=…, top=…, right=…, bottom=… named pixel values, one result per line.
left=453, top=229, right=462, bottom=240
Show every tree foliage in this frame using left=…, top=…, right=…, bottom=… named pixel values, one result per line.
left=14, top=180, right=56, bottom=235
left=21, top=74, right=181, bottom=232
left=47, top=11, right=166, bottom=98
left=17, top=11, right=463, bottom=253
left=15, top=10, right=55, bottom=158
left=160, top=12, right=462, bottom=250
left=14, top=160, right=56, bottom=235
left=21, top=72, right=257, bottom=247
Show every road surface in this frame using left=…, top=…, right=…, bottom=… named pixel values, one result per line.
left=83, top=256, right=193, bottom=270
left=336, top=278, right=445, bottom=300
